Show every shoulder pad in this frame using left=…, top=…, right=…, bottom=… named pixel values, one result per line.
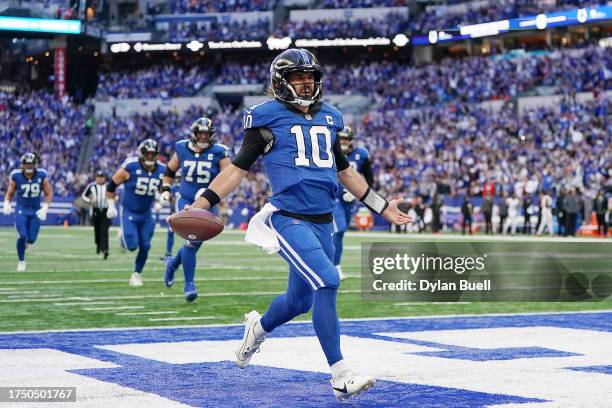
left=121, top=157, right=139, bottom=169
left=243, top=99, right=276, bottom=129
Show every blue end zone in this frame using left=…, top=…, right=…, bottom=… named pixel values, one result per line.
left=566, top=365, right=612, bottom=375
left=1, top=311, right=610, bottom=407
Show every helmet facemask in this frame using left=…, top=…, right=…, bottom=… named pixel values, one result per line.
left=274, top=69, right=323, bottom=107
left=138, top=139, right=159, bottom=167
left=20, top=153, right=37, bottom=175
left=190, top=118, right=215, bottom=150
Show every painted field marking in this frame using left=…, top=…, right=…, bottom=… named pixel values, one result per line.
left=54, top=301, right=117, bottom=306
left=116, top=311, right=179, bottom=316
left=83, top=306, right=145, bottom=311
left=0, top=290, right=361, bottom=304
left=2, top=276, right=289, bottom=285
left=148, top=316, right=216, bottom=322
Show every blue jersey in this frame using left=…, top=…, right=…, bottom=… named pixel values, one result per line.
left=120, top=157, right=166, bottom=213
left=244, top=99, right=344, bottom=214
left=175, top=140, right=229, bottom=203
left=336, top=147, right=370, bottom=200
left=10, top=169, right=47, bottom=213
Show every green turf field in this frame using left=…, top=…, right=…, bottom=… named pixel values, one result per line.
left=0, top=226, right=610, bottom=332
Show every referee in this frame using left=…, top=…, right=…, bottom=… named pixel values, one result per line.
left=82, top=171, right=110, bottom=259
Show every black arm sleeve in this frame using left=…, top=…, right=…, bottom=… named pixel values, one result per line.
left=361, top=158, right=374, bottom=186
left=333, top=136, right=350, bottom=171
left=232, top=128, right=269, bottom=171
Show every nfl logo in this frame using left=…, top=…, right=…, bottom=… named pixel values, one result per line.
left=304, top=114, right=312, bottom=120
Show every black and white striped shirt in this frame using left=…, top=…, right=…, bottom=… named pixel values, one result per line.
left=82, top=182, right=108, bottom=209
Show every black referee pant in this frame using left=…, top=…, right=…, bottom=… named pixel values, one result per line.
left=92, top=208, right=110, bottom=254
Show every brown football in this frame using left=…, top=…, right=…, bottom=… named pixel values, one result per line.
left=168, top=208, right=224, bottom=242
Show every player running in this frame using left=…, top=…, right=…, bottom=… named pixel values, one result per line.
left=187, top=49, right=412, bottom=400
left=106, top=139, right=165, bottom=286
left=3, top=153, right=52, bottom=272
left=332, top=126, right=373, bottom=281
left=159, top=118, right=230, bottom=302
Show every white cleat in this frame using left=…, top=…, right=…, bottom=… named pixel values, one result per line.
left=330, top=369, right=376, bottom=401
left=129, top=272, right=143, bottom=287
left=235, top=310, right=265, bottom=369
left=17, top=261, right=26, bottom=272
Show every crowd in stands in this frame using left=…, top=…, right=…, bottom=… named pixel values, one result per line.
left=167, top=18, right=271, bottom=43
left=0, top=91, right=93, bottom=197
left=96, top=65, right=215, bottom=99
left=322, top=0, right=406, bottom=8
left=276, top=11, right=410, bottom=39
left=171, top=0, right=276, bottom=14
left=97, top=45, right=609, bottom=108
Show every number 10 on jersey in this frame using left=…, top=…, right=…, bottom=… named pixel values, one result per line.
left=291, top=125, right=333, bottom=168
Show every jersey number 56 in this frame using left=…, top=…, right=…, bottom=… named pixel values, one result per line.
left=135, top=177, right=160, bottom=196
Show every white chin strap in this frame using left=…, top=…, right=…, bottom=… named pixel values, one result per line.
left=287, top=83, right=320, bottom=107
left=144, top=160, right=155, bottom=166
left=24, top=168, right=34, bottom=174
left=197, top=142, right=210, bottom=149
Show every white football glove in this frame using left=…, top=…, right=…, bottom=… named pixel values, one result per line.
left=158, top=190, right=172, bottom=207
left=106, top=200, right=118, bottom=218
left=3, top=200, right=12, bottom=216
left=36, top=203, right=48, bottom=221
left=342, top=190, right=356, bottom=203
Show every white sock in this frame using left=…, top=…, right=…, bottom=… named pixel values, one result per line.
left=330, top=359, right=347, bottom=379
left=254, top=319, right=267, bottom=340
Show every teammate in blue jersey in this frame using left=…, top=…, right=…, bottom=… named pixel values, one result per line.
left=159, top=117, right=231, bottom=302
left=3, top=153, right=53, bottom=272
left=106, top=139, right=166, bottom=287
left=332, top=126, right=373, bottom=281
left=187, top=49, right=412, bottom=400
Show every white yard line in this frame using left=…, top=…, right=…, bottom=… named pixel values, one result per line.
left=148, top=316, right=216, bottom=322
left=1, top=276, right=288, bottom=285
left=83, top=306, right=145, bottom=311
left=0, top=290, right=362, bottom=303
left=54, top=301, right=117, bottom=306
left=116, top=311, right=179, bottom=316
left=0, top=264, right=288, bottom=274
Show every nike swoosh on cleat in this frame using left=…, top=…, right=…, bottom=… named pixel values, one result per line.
left=332, top=385, right=347, bottom=394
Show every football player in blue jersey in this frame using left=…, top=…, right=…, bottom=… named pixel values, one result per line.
left=106, top=139, right=166, bottom=286
left=187, top=49, right=412, bottom=400
left=3, top=153, right=53, bottom=272
left=332, top=126, right=373, bottom=281
left=159, top=117, right=230, bottom=302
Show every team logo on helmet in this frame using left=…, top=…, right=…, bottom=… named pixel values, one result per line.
left=138, top=139, right=159, bottom=167
left=190, top=117, right=215, bottom=150
left=270, top=48, right=323, bottom=107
